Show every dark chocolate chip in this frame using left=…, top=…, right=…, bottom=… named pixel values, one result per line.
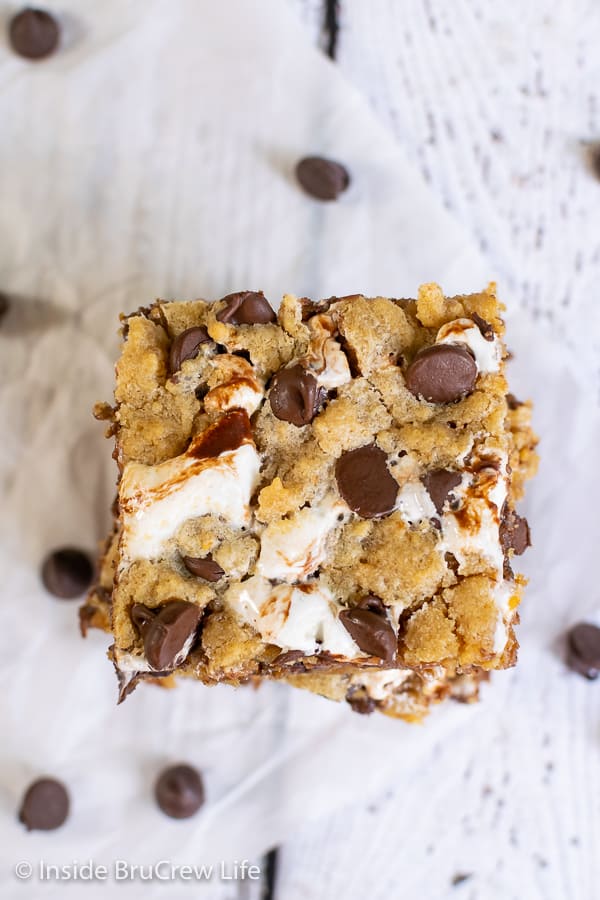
left=471, top=312, right=495, bottom=341
left=451, top=873, right=473, bottom=887
left=0, top=293, right=9, bottom=322
left=590, top=145, right=600, bottom=181
left=19, top=778, right=69, bottom=831
left=339, top=596, right=397, bottom=661
left=131, top=601, right=202, bottom=671
left=9, top=8, right=60, bottom=60
left=566, top=623, right=600, bottom=680
left=188, top=409, right=253, bottom=459
left=500, top=508, right=531, bottom=556
left=405, top=344, right=477, bottom=403
left=269, top=364, right=324, bottom=426
left=155, top=764, right=205, bottom=819
left=346, top=692, right=376, bottom=715
left=216, top=291, right=276, bottom=325
left=182, top=554, right=224, bottom=582
left=421, top=469, right=462, bottom=515
left=506, top=393, right=523, bottom=410
left=335, top=445, right=398, bottom=518
left=295, top=156, right=350, bottom=201
left=41, top=548, right=94, bottom=599
left=169, top=326, right=210, bottom=374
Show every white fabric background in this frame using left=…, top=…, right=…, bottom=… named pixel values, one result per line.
left=0, top=1, right=595, bottom=898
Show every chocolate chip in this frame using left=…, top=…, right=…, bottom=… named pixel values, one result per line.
left=566, top=623, right=600, bottom=680
left=405, top=344, right=478, bottom=403
left=216, top=291, right=276, bottom=325
left=506, top=393, right=523, bottom=410
left=169, top=326, right=210, bottom=374
left=339, top=596, right=397, bottom=661
left=182, top=554, right=224, bottom=582
left=131, top=601, right=202, bottom=671
left=335, top=445, right=398, bottom=518
left=155, top=764, right=205, bottom=819
left=590, top=145, right=600, bottom=181
left=269, top=364, right=324, bottom=426
left=346, top=691, right=376, bottom=715
left=295, top=156, right=350, bottom=201
left=19, top=778, right=69, bottom=831
left=421, top=469, right=462, bottom=515
left=500, top=508, right=531, bottom=556
left=9, top=8, right=60, bottom=60
left=41, top=548, right=94, bottom=599
left=471, top=312, right=495, bottom=341
left=188, top=409, right=253, bottom=459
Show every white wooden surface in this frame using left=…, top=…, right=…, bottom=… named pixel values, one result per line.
left=269, top=3, right=600, bottom=899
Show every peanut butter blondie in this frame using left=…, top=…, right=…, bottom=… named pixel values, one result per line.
left=86, top=284, right=538, bottom=716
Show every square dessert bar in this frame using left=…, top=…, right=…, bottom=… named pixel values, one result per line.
left=88, top=284, right=538, bottom=716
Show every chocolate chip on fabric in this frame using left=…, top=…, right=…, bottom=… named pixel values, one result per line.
left=269, top=364, right=324, bottom=426
left=421, top=469, right=462, bottom=515
left=41, top=548, right=94, bottom=599
left=216, top=291, right=276, bottom=325
left=19, top=778, right=69, bottom=831
left=155, top=764, right=205, bottom=819
left=9, top=8, right=59, bottom=60
left=169, top=326, right=210, bottom=373
left=295, top=156, right=350, bottom=201
left=182, top=554, right=224, bottom=582
left=566, top=623, right=600, bottom=680
left=335, top=445, right=398, bottom=518
left=131, top=601, right=202, bottom=671
left=339, top=596, right=397, bottom=661
left=405, top=344, right=477, bottom=403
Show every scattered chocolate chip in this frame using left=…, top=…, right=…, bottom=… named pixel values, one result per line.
left=9, top=8, right=60, bottom=60
left=182, top=554, right=224, bottom=582
left=0, top=293, right=9, bottom=322
left=500, top=508, right=531, bottom=556
left=506, top=393, right=523, bottom=410
left=566, top=623, right=600, bottom=680
left=169, top=326, right=210, bottom=374
left=471, top=312, right=495, bottom=341
left=340, top=596, right=397, bottom=661
left=188, top=409, right=252, bottom=459
left=451, top=872, right=473, bottom=887
left=421, top=469, right=462, bottom=515
left=590, top=145, right=600, bottom=181
left=346, top=691, right=376, bottom=715
left=335, top=445, right=398, bottom=518
left=19, top=778, right=69, bottom=831
left=155, top=764, right=205, bottom=819
left=41, top=548, right=94, bottom=599
left=216, top=291, right=276, bottom=325
left=269, top=364, right=324, bottom=426
left=131, top=601, right=202, bottom=671
left=405, top=344, right=478, bottom=403
left=295, top=156, right=350, bottom=201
